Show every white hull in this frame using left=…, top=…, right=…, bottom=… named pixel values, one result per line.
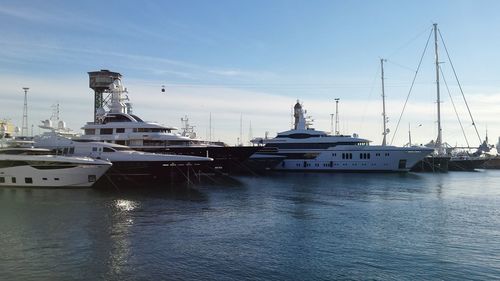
left=0, top=164, right=110, bottom=188
left=272, top=147, right=431, bottom=172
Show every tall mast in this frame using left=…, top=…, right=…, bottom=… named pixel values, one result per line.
left=380, top=58, right=387, bottom=146
left=334, top=98, right=340, bottom=135
left=21, top=87, right=29, bottom=136
left=434, top=23, right=443, bottom=154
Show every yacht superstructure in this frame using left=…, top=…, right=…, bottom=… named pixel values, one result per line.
left=252, top=101, right=433, bottom=172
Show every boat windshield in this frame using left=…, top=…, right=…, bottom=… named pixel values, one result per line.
left=130, top=114, right=144, bottom=122
left=112, top=146, right=135, bottom=152
left=0, top=149, right=53, bottom=155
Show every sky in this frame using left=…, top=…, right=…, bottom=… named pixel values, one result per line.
left=1, top=0, right=500, bottom=146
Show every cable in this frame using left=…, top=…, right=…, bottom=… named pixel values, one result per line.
left=390, top=28, right=433, bottom=145
left=440, top=66, right=470, bottom=147
left=438, top=29, right=482, bottom=145
left=359, top=64, right=380, bottom=132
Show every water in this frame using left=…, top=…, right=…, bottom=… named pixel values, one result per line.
left=2, top=171, right=500, bottom=280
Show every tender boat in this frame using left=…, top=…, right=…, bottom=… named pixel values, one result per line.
left=251, top=101, right=434, bottom=172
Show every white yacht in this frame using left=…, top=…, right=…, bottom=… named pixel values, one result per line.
left=80, top=76, right=214, bottom=148
left=35, top=133, right=213, bottom=185
left=79, top=70, right=259, bottom=173
left=251, top=101, right=433, bottom=172
left=0, top=147, right=111, bottom=188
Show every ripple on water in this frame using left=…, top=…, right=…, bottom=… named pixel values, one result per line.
left=2, top=171, right=500, bottom=280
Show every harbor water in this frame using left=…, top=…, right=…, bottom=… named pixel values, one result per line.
left=2, top=171, right=500, bottom=280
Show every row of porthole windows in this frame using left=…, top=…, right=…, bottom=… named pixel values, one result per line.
left=291, top=161, right=380, bottom=168
left=360, top=153, right=371, bottom=159
left=342, top=153, right=353, bottom=159
left=331, top=152, right=389, bottom=158
left=0, top=177, right=60, bottom=184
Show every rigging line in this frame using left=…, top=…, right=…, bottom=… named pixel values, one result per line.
left=438, top=28, right=483, bottom=145
left=359, top=64, right=380, bottom=132
left=440, top=66, right=470, bottom=148
left=387, top=24, right=434, bottom=59
left=390, top=28, right=433, bottom=145
left=386, top=59, right=416, bottom=72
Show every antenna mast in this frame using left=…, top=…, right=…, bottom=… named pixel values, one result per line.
left=209, top=112, right=212, bottom=142
left=334, top=98, right=340, bottom=135
left=434, top=23, right=443, bottom=154
left=239, top=113, right=243, bottom=145
left=381, top=58, right=388, bottom=146
left=21, top=87, right=29, bottom=136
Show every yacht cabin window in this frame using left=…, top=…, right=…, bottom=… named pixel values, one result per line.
left=84, top=129, right=95, bottom=135
left=103, top=147, right=115, bottom=153
left=100, top=128, right=113, bottom=135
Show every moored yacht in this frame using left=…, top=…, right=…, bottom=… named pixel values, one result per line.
left=35, top=132, right=213, bottom=186
left=251, top=101, right=433, bottom=172
left=0, top=147, right=111, bottom=188
left=79, top=70, right=259, bottom=174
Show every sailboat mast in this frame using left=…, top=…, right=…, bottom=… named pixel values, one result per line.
left=334, top=98, right=340, bottom=135
left=239, top=113, right=242, bottom=145
left=381, top=58, right=387, bottom=146
left=434, top=23, right=443, bottom=154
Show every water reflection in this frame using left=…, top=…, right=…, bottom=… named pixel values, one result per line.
left=106, top=199, right=135, bottom=278
left=115, top=199, right=139, bottom=212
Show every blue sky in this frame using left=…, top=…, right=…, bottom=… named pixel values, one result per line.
left=1, top=0, right=500, bottom=146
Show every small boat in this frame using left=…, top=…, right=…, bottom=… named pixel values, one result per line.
left=0, top=147, right=111, bottom=188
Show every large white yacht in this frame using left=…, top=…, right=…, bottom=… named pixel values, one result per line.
left=79, top=70, right=259, bottom=173
left=35, top=132, right=214, bottom=185
left=251, top=101, right=433, bottom=172
left=0, top=147, right=111, bottom=188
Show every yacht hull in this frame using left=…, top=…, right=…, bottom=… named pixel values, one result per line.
left=268, top=147, right=432, bottom=172
left=482, top=156, right=500, bottom=169
left=137, top=146, right=261, bottom=174
left=448, top=158, right=487, bottom=171
left=0, top=164, right=110, bottom=188
left=410, top=156, right=450, bottom=172
left=95, top=161, right=210, bottom=187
